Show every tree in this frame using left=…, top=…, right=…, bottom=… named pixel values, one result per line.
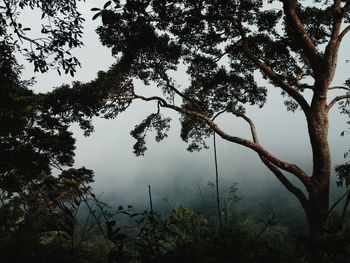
left=45, top=0, right=350, bottom=258
left=7, top=0, right=346, bottom=260
left=0, top=3, right=96, bottom=261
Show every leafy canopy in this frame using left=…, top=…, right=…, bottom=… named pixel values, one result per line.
left=46, top=0, right=350, bottom=156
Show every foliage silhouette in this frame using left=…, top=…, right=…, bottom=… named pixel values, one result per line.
left=0, top=38, right=96, bottom=262
left=104, top=200, right=300, bottom=263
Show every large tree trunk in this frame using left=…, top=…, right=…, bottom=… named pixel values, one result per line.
left=305, top=92, right=331, bottom=261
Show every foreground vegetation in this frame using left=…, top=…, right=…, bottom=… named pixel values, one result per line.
left=1, top=184, right=349, bottom=263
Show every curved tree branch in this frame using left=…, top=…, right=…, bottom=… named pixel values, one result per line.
left=261, top=157, right=309, bottom=211
left=231, top=111, right=259, bottom=143
left=329, top=86, right=350, bottom=91
left=339, top=25, right=350, bottom=42
left=230, top=110, right=309, bottom=206
left=328, top=93, right=350, bottom=110
left=132, top=94, right=311, bottom=190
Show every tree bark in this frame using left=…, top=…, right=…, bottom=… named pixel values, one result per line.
left=305, top=89, right=332, bottom=262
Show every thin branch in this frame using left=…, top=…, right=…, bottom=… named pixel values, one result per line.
left=212, top=39, right=242, bottom=63
left=339, top=25, right=350, bottom=42
left=328, top=187, right=350, bottom=215
left=231, top=111, right=259, bottom=143
left=213, top=132, right=223, bottom=233
left=261, top=157, right=309, bottom=211
left=48, top=156, right=65, bottom=172
left=5, top=2, right=49, bottom=49
left=341, top=190, right=350, bottom=221
left=213, top=50, right=229, bottom=63
left=328, top=93, right=350, bottom=110
left=329, top=86, right=350, bottom=91
left=80, top=195, right=113, bottom=251
left=148, top=185, right=153, bottom=213
left=166, top=80, right=202, bottom=110
left=299, top=86, right=314, bottom=93
left=212, top=109, right=227, bottom=121
left=254, top=214, right=276, bottom=241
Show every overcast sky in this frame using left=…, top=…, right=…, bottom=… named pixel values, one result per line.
left=20, top=1, right=350, bottom=208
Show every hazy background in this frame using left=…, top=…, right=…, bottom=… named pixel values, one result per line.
left=20, top=1, right=350, bottom=222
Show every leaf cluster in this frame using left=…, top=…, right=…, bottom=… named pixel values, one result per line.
left=0, top=0, right=85, bottom=74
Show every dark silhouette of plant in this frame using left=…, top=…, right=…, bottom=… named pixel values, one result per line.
left=107, top=204, right=297, bottom=263
left=0, top=39, right=96, bottom=263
